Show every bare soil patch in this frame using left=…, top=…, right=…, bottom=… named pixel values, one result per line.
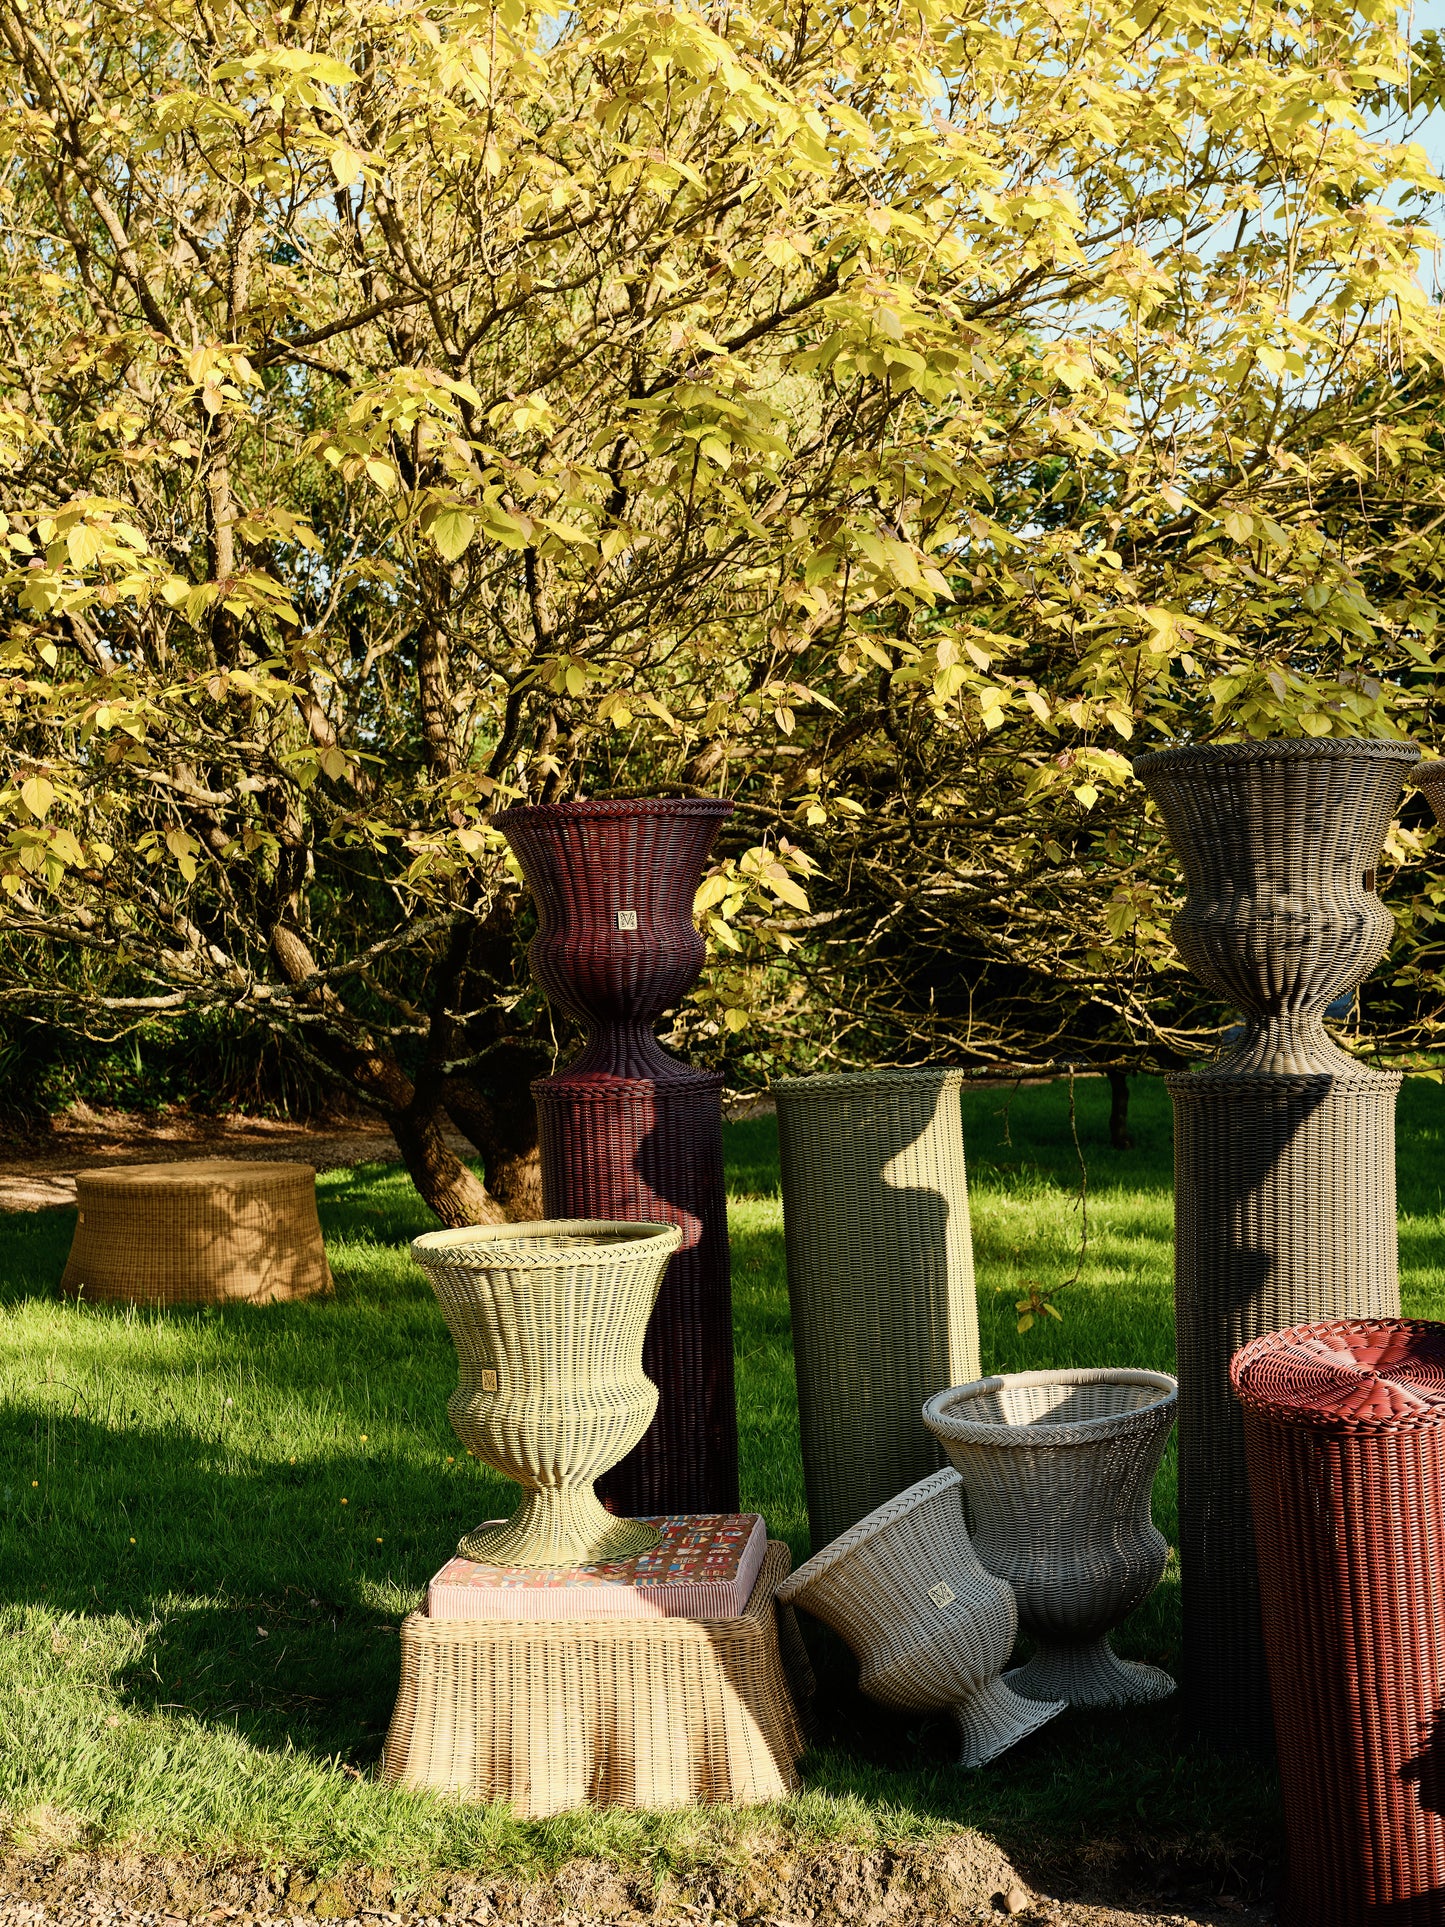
left=0, top=1840, right=1275, bottom=1927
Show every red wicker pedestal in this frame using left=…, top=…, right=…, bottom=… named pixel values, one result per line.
left=497, top=799, right=738, bottom=1516
left=1232, top=1319, right=1445, bottom=1927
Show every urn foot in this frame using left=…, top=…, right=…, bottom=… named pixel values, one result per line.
left=459, top=1484, right=662, bottom=1568
left=953, top=1674, right=1066, bottom=1768
left=1006, top=1637, right=1174, bottom=1708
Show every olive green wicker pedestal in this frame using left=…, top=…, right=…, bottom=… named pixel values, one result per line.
left=382, top=1542, right=805, bottom=1815
left=774, top=1070, right=981, bottom=1551
left=60, top=1159, right=331, bottom=1306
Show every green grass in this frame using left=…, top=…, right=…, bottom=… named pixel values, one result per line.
left=7, top=1073, right=1444, bottom=1881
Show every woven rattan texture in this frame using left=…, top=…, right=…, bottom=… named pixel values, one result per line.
left=382, top=1540, right=804, bottom=1815
left=411, top=1221, right=682, bottom=1567
left=1135, top=739, right=1414, bottom=1745
left=534, top=1080, right=737, bottom=1517
left=500, top=799, right=738, bottom=1517
left=1233, top=1320, right=1445, bottom=1927
left=778, top=1468, right=1063, bottom=1768
left=923, top=1371, right=1176, bottom=1708
left=774, top=1070, right=981, bottom=1552
left=1134, top=737, right=1418, bottom=1076
left=59, top=1159, right=331, bottom=1306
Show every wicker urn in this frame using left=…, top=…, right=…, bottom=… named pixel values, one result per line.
left=777, top=1467, right=1065, bottom=1768
left=924, top=1369, right=1177, bottom=1707
left=1134, top=737, right=1417, bottom=1744
left=412, top=1219, right=681, bottom=1567
left=497, top=799, right=738, bottom=1517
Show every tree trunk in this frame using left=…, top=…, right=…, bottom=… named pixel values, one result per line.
left=268, top=918, right=502, bottom=1228
left=1107, top=1068, right=1133, bottom=1150
left=444, top=1071, right=544, bottom=1220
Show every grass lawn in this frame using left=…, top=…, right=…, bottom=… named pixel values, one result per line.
left=7, top=1073, right=1442, bottom=1884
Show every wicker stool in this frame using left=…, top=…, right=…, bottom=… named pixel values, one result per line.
left=777, top=1468, right=1064, bottom=1768
left=773, top=1069, right=981, bottom=1551
left=1234, top=1320, right=1445, bottom=1927
left=924, top=1370, right=1177, bottom=1707
left=382, top=1541, right=805, bottom=1815
left=60, top=1159, right=331, bottom=1306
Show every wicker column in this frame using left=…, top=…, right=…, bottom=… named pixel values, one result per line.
left=497, top=799, right=738, bottom=1516
left=773, top=1069, right=980, bottom=1551
left=1134, top=738, right=1418, bottom=1747
left=1233, top=1320, right=1445, bottom=1927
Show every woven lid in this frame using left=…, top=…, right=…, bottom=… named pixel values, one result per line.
left=1231, top=1319, right=1445, bottom=1433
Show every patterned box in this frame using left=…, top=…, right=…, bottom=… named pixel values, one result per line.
left=425, top=1512, right=767, bottom=1621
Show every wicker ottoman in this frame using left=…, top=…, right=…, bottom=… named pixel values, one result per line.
left=382, top=1541, right=805, bottom=1815
left=60, top=1159, right=331, bottom=1306
left=1233, top=1320, right=1445, bottom=1927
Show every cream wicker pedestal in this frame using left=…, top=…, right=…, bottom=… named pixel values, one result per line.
left=60, top=1159, right=331, bottom=1305
left=778, top=1468, right=1063, bottom=1768
left=382, top=1542, right=805, bottom=1815
left=925, top=1370, right=1177, bottom=1709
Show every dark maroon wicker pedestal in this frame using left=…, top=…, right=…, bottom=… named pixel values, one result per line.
left=497, top=798, right=738, bottom=1516
left=1233, top=1320, right=1445, bottom=1927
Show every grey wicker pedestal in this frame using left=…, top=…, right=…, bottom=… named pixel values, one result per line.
left=1135, top=737, right=1417, bottom=1747
left=773, top=1070, right=981, bottom=1551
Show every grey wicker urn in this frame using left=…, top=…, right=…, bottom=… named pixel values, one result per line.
left=924, top=1370, right=1177, bottom=1709
left=1133, top=736, right=1418, bottom=1747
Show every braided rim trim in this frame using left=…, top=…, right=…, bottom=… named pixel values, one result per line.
left=1231, top=1318, right=1445, bottom=1434
left=923, top=1369, right=1177, bottom=1450
left=773, top=1068, right=969, bottom=1099
left=495, top=798, right=733, bottom=824
left=1166, top=1070, right=1403, bottom=1095
left=776, top=1466, right=964, bottom=1598
left=532, top=1074, right=725, bottom=1100
left=1415, top=759, right=1445, bottom=786
left=412, top=1219, right=682, bottom=1269
left=1134, top=738, right=1418, bottom=776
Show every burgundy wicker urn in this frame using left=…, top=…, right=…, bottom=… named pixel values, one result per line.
left=497, top=798, right=738, bottom=1516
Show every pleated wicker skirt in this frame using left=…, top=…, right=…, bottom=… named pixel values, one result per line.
left=382, top=1541, right=805, bottom=1815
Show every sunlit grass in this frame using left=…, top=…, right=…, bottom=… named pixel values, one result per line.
left=14, top=1068, right=1436, bottom=1874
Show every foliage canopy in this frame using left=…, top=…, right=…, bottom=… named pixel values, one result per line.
left=3, top=0, right=1445, bottom=1208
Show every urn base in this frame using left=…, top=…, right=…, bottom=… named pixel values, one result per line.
left=1007, top=1636, right=1175, bottom=1708
left=953, top=1675, right=1065, bottom=1768
left=459, top=1484, right=664, bottom=1569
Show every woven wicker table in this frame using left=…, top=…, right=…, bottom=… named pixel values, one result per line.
left=924, top=1369, right=1177, bottom=1708
left=1233, top=1319, right=1445, bottom=1927
left=59, top=1159, right=331, bottom=1305
left=383, top=1540, right=805, bottom=1815
left=773, top=1069, right=981, bottom=1551
left=1134, top=737, right=1416, bottom=1745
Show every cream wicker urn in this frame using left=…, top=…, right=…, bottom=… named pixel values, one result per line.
left=412, top=1219, right=681, bottom=1567
left=777, top=1467, right=1064, bottom=1768
left=924, top=1369, right=1177, bottom=1708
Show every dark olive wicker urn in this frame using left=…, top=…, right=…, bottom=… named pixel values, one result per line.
left=1134, top=737, right=1418, bottom=1748
left=497, top=798, right=738, bottom=1516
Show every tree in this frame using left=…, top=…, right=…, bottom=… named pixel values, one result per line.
left=2, top=0, right=1443, bottom=1220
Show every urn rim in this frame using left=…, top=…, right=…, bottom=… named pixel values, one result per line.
left=772, top=1067, right=969, bottom=1101
left=411, top=1217, right=682, bottom=1269
left=1133, top=737, right=1419, bottom=779
left=1415, top=758, right=1445, bottom=787
left=923, top=1368, right=1178, bottom=1448
left=495, top=797, right=734, bottom=827
left=776, top=1465, right=965, bottom=1599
